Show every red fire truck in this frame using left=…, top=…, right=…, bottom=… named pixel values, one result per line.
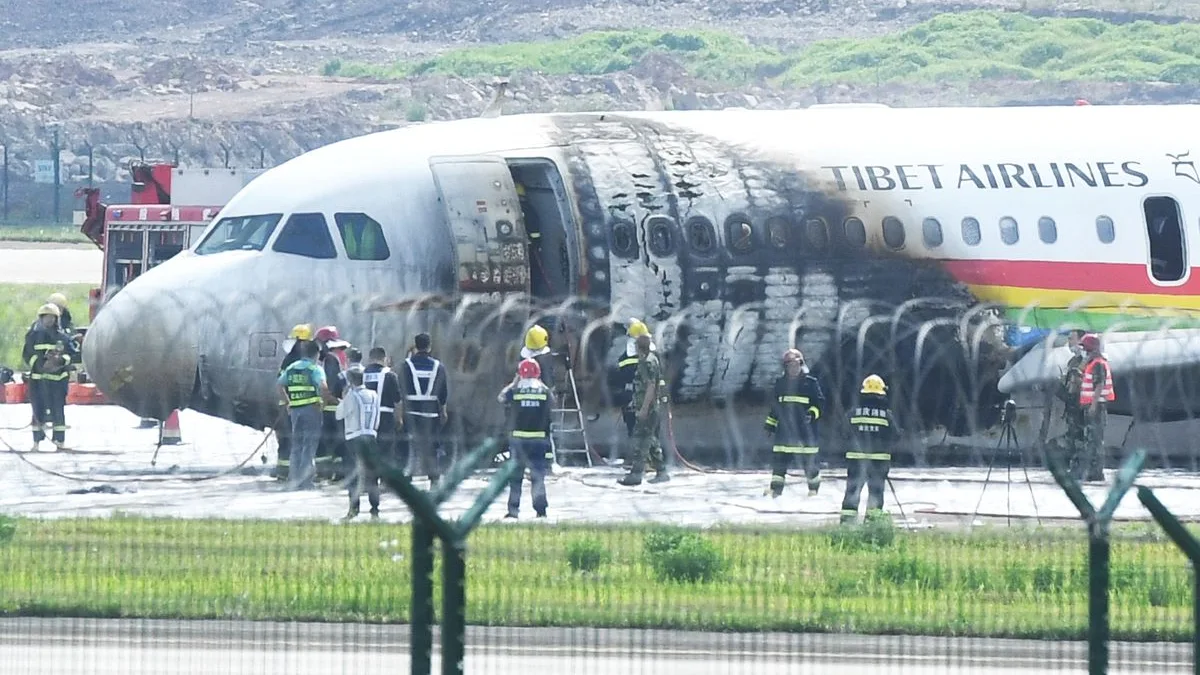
left=78, top=162, right=263, bottom=321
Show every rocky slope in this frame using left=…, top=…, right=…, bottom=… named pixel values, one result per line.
left=0, top=0, right=1198, bottom=202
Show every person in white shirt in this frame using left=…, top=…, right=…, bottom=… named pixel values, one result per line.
left=336, top=365, right=382, bottom=520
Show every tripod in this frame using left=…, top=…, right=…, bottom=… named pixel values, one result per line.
left=970, top=400, right=1042, bottom=527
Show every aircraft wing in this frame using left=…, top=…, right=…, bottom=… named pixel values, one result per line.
left=998, top=328, right=1200, bottom=393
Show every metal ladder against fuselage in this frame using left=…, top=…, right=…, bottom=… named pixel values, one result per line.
left=549, top=360, right=593, bottom=467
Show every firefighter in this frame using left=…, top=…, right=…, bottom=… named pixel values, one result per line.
left=1057, top=329, right=1087, bottom=480
left=274, top=323, right=315, bottom=481
left=617, top=332, right=669, bottom=486
left=363, top=346, right=405, bottom=471
left=24, top=303, right=77, bottom=451
left=314, top=325, right=348, bottom=481
left=277, top=340, right=332, bottom=490
left=337, top=365, right=382, bottom=520
left=841, top=375, right=896, bottom=524
left=608, top=319, right=653, bottom=441
left=764, top=348, right=825, bottom=497
left=1078, top=333, right=1112, bottom=483
left=518, top=324, right=555, bottom=389
left=47, top=292, right=73, bottom=335
left=399, top=332, right=449, bottom=486
left=498, top=358, right=554, bottom=518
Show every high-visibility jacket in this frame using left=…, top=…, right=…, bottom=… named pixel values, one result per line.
left=764, top=373, right=825, bottom=454
left=23, top=324, right=76, bottom=382
left=507, top=381, right=553, bottom=440
left=403, top=354, right=445, bottom=418
left=1079, top=357, right=1114, bottom=406
left=847, top=392, right=895, bottom=460
left=281, top=359, right=323, bottom=408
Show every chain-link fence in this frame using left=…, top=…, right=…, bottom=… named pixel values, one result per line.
left=0, top=286, right=1197, bottom=673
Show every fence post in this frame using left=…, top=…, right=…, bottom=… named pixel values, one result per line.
left=365, top=437, right=514, bottom=675
left=1136, top=486, right=1200, bottom=675
left=1, top=142, right=7, bottom=222
left=1048, top=448, right=1146, bottom=675
left=52, top=127, right=61, bottom=224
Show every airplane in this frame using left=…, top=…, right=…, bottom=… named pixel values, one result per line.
left=80, top=103, right=1200, bottom=465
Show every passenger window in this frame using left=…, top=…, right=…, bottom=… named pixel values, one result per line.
left=921, top=217, right=943, bottom=248
left=806, top=218, right=829, bottom=250
left=843, top=217, right=866, bottom=248
left=1096, top=215, right=1115, bottom=244
left=335, top=213, right=391, bottom=261
left=882, top=216, right=906, bottom=249
left=999, top=217, right=1019, bottom=245
left=1038, top=216, right=1057, bottom=244
left=611, top=221, right=638, bottom=259
left=272, top=213, right=337, bottom=259
left=766, top=216, right=789, bottom=249
left=686, top=216, right=716, bottom=254
left=961, top=217, right=981, bottom=246
left=1144, top=196, right=1187, bottom=282
left=647, top=216, right=676, bottom=257
left=725, top=214, right=755, bottom=253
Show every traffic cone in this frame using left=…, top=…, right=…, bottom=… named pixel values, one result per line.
left=158, top=410, right=182, bottom=445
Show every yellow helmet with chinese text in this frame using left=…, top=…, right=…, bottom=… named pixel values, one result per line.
left=525, top=324, right=549, bottom=351
left=38, top=303, right=61, bottom=318
left=861, top=374, right=887, bottom=396
left=627, top=319, right=650, bottom=338
left=289, top=323, right=314, bottom=341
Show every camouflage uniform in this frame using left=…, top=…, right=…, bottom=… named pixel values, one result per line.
left=623, top=351, right=668, bottom=483
left=1081, top=358, right=1109, bottom=483
left=1058, top=353, right=1086, bottom=480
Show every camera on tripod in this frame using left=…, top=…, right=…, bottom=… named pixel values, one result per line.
left=1000, top=399, right=1017, bottom=425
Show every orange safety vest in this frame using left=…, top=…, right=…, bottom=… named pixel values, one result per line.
left=1079, top=357, right=1114, bottom=406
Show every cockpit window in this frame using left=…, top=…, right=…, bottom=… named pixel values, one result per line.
left=272, top=213, right=337, bottom=259
left=335, top=213, right=391, bottom=261
left=195, top=214, right=282, bottom=255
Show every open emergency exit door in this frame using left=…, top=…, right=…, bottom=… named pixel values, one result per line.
left=429, top=156, right=530, bottom=297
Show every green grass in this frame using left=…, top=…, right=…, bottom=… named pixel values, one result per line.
left=0, top=225, right=91, bottom=244
left=0, top=516, right=1193, bottom=640
left=322, top=11, right=1200, bottom=88
left=0, top=283, right=93, bottom=370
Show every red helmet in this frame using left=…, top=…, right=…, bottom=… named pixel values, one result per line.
left=1080, top=333, right=1101, bottom=353
left=518, top=358, right=541, bottom=379
left=314, top=325, right=340, bottom=343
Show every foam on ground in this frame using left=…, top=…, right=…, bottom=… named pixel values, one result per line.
left=2, top=404, right=1199, bottom=527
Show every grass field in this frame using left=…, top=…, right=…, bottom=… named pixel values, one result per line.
left=0, top=284, right=92, bottom=371
left=0, top=516, right=1192, bottom=640
left=0, top=225, right=90, bottom=244
left=323, top=11, right=1200, bottom=88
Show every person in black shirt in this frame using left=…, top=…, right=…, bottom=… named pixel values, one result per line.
left=363, top=346, right=405, bottom=470
left=399, top=333, right=449, bottom=486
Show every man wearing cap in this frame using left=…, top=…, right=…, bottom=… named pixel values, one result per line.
left=618, top=330, right=669, bottom=486
left=24, top=303, right=77, bottom=451
left=1078, top=333, right=1112, bottom=483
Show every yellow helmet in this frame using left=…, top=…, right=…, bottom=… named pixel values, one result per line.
left=48, top=292, right=67, bottom=308
left=627, top=319, right=650, bottom=338
left=38, top=303, right=61, bottom=318
left=289, top=323, right=314, bottom=341
left=861, top=374, right=887, bottom=396
left=525, top=324, right=549, bottom=351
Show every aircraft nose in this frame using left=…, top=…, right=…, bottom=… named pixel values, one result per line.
left=83, top=282, right=198, bottom=420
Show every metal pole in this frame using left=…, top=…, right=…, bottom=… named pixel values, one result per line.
left=442, top=541, right=467, bottom=675
left=52, top=128, right=61, bottom=224
left=1089, top=531, right=1110, bottom=675
left=87, top=143, right=94, bottom=187
left=1194, top=568, right=1199, bottom=675
left=411, top=521, right=435, bottom=675
left=1, top=144, right=7, bottom=223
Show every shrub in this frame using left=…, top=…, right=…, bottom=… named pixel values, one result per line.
left=406, top=102, right=427, bottom=122
left=321, top=59, right=342, bottom=76
left=0, top=515, right=15, bottom=544
left=565, top=537, right=611, bottom=573
left=828, top=511, right=896, bottom=550
left=643, top=528, right=726, bottom=583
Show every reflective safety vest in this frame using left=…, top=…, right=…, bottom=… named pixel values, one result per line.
left=511, top=384, right=551, bottom=440
left=404, top=356, right=442, bottom=418
left=847, top=396, right=894, bottom=461
left=1079, top=357, right=1114, bottom=406
left=363, top=366, right=394, bottom=413
left=283, top=361, right=322, bottom=408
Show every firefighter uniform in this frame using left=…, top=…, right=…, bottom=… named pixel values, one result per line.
left=502, top=359, right=554, bottom=518
left=618, top=332, right=669, bottom=486
left=24, top=304, right=76, bottom=449
left=277, top=348, right=327, bottom=489
left=274, top=324, right=314, bottom=481
left=607, top=346, right=639, bottom=437
left=841, top=375, right=895, bottom=524
left=764, top=351, right=825, bottom=497
left=1079, top=334, right=1112, bottom=483
left=363, top=359, right=404, bottom=470
left=402, top=343, right=448, bottom=485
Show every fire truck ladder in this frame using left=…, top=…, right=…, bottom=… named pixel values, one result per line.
left=550, top=361, right=594, bottom=467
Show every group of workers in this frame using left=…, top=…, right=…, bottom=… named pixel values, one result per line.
left=275, top=323, right=449, bottom=519
left=22, top=293, right=78, bottom=452
left=1058, top=330, right=1113, bottom=483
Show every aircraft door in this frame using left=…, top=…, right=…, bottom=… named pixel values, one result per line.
left=428, top=156, right=530, bottom=297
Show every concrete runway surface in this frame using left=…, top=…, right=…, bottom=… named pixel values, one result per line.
left=0, top=618, right=1190, bottom=675
left=0, top=243, right=101, bottom=284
